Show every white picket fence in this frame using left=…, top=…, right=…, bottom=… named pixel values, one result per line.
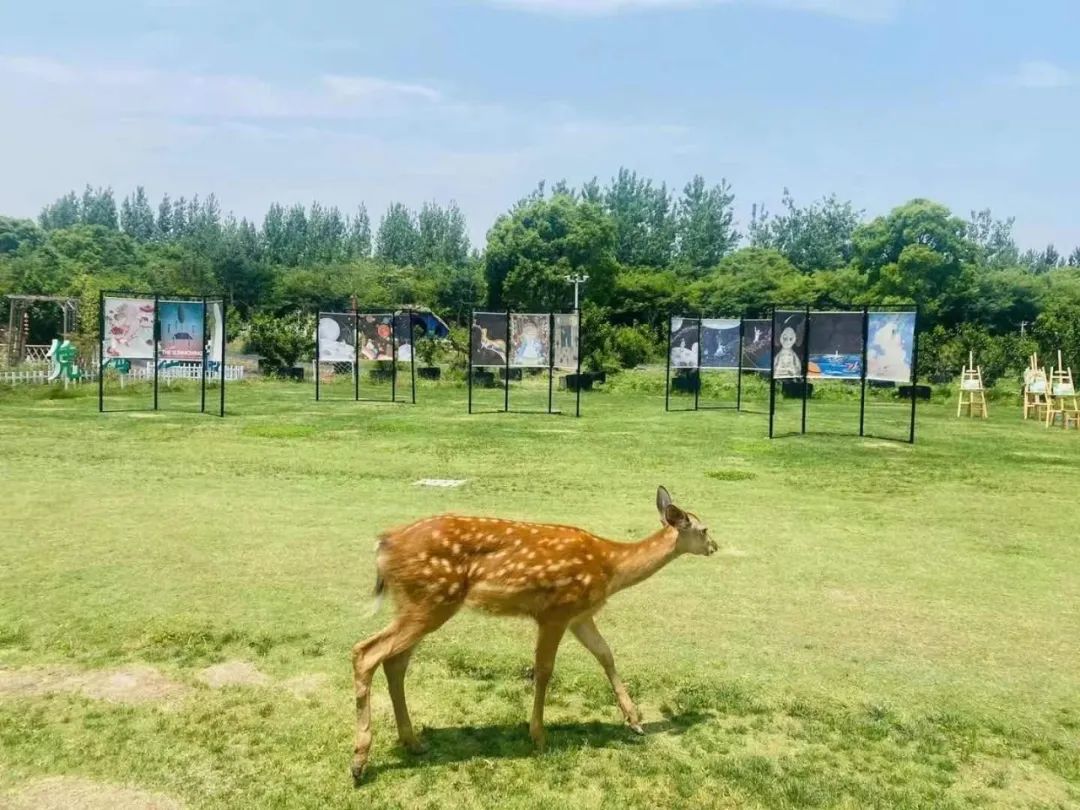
left=0, top=364, right=245, bottom=386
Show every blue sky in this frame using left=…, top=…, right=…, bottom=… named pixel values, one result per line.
left=1, top=0, right=1077, bottom=252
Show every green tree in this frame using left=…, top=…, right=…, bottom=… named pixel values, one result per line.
left=749, top=190, right=860, bottom=272
left=852, top=199, right=976, bottom=326
left=80, top=185, right=119, bottom=229
left=604, top=168, right=675, bottom=268
left=39, top=192, right=80, bottom=231
left=690, top=247, right=811, bottom=315
left=349, top=205, right=372, bottom=259
left=375, top=203, right=421, bottom=266
left=675, top=175, right=738, bottom=274
left=0, top=217, right=44, bottom=255
left=120, top=186, right=156, bottom=242
left=967, top=209, right=1019, bottom=269
left=484, top=193, right=617, bottom=311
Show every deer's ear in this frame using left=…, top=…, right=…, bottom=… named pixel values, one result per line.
left=656, top=486, right=673, bottom=520
left=664, top=503, right=691, bottom=530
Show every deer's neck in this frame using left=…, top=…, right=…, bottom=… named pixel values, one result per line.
left=607, top=526, right=680, bottom=595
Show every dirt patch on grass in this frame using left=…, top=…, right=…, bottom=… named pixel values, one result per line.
left=282, top=672, right=329, bottom=698
left=197, top=660, right=271, bottom=689
left=861, top=440, right=909, bottom=450
left=0, top=665, right=190, bottom=704
left=4, top=776, right=184, bottom=809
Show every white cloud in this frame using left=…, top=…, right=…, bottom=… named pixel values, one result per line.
left=483, top=0, right=901, bottom=22
left=322, top=75, right=442, bottom=103
left=0, top=55, right=443, bottom=120
left=1008, top=60, right=1074, bottom=89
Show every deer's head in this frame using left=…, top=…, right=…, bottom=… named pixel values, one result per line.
left=656, top=486, right=717, bottom=556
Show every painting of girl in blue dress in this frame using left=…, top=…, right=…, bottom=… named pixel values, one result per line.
left=510, top=314, right=550, bottom=368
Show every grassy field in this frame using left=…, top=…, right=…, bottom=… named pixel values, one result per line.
left=1, top=375, right=1078, bottom=809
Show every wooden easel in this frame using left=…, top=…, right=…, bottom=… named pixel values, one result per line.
left=1022, top=353, right=1048, bottom=420
left=957, top=351, right=988, bottom=418
left=1045, top=351, right=1078, bottom=429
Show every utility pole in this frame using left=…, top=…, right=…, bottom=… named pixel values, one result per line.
left=565, top=273, right=588, bottom=311
left=1020, top=320, right=1030, bottom=337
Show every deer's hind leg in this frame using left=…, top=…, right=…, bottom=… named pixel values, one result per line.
left=351, top=604, right=455, bottom=784
left=529, top=619, right=568, bottom=752
left=384, top=648, right=424, bottom=753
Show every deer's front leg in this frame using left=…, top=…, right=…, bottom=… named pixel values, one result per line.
left=571, top=617, right=643, bottom=734
left=530, top=620, right=567, bottom=751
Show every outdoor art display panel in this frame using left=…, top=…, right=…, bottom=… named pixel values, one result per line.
left=741, top=319, right=772, bottom=371
left=318, top=313, right=356, bottom=362
left=700, top=318, right=740, bottom=369
left=866, top=312, right=916, bottom=382
left=158, top=300, right=204, bottom=360
left=553, top=313, right=579, bottom=369
left=207, top=302, right=224, bottom=362
left=807, top=312, right=863, bottom=379
left=510, top=314, right=551, bottom=368
left=358, top=314, right=394, bottom=361
left=772, top=311, right=806, bottom=379
left=669, top=317, right=700, bottom=368
left=472, top=312, right=508, bottom=367
left=394, top=314, right=414, bottom=362
left=103, top=297, right=155, bottom=360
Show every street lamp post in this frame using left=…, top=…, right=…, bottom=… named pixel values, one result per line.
left=565, top=273, right=588, bottom=311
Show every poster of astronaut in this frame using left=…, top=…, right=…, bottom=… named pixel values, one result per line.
left=741, top=319, right=772, bottom=371
left=772, top=311, right=806, bottom=379
left=471, top=312, right=508, bottom=367
left=669, top=317, right=700, bottom=368
left=700, top=318, right=741, bottom=369
left=510, top=314, right=551, bottom=368
left=103, top=297, right=155, bottom=360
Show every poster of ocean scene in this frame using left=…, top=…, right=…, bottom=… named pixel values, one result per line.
left=808, top=312, right=863, bottom=379
left=866, top=311, right=916, bottom=382
left=700, top=319, right=740, bottom=369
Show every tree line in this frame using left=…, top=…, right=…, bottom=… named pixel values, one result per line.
left=2, top=170, right=1079, bottom=381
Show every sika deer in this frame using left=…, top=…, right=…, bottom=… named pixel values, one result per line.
left=350, top=486, right=716, bottom=783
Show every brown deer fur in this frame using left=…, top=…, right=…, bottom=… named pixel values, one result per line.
left=350, top=486, right=715, bottom=783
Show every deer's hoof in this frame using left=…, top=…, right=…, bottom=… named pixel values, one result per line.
left=400, top=736, right=427, bottom=755
left=628, top=722, right=645, bottom=736
left=350, top=758, right=368, bottom=786
left=529, top=728, right=546, bottom=752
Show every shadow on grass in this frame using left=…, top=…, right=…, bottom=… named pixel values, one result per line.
left=365, top=711, right=712, bottom=781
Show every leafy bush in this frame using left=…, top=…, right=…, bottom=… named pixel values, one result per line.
left=609, top=324, right=658, bottom=369
left=244, top=312, right=312, bottom=373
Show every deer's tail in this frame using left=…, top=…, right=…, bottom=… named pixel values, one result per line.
left=370, top=535, right=388, bottom=617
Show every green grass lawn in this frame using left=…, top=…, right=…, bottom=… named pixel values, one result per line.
left=1, top=376, right=1078, bottom=809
